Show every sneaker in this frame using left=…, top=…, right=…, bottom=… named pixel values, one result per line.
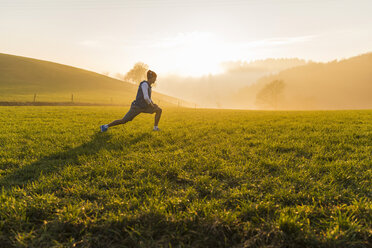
left=100, top=124, right=108, bottom=132
left=153, top=126, right=160, bottom=131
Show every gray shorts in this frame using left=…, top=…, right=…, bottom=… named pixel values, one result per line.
left=122, top=103, right=161, bottom=122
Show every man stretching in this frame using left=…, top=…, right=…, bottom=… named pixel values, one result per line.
left=100, top=70, right=162, bottom=132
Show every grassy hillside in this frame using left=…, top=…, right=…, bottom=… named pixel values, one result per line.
left=0, top=53, right=180, bottom=106
left=0, top=107, right=371, bottom=247
left=236, top=53, right=372, bottom=110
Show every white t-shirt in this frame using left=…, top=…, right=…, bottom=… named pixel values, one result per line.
left=141, top=82, right=152, bottom=105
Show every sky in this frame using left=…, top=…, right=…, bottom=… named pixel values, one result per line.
left=1, top=0, right=372, bottom=77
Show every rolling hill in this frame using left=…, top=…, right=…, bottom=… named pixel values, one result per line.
left=234, top=53, right=372, bottom=110
left=0, top=53, right=181, bottom=106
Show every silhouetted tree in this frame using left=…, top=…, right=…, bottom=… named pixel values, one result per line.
left=124, top=62, right=149, bottom=84
left=255, top=80, right=285, bottom=109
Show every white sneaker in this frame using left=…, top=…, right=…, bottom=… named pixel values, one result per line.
left=153, top=126, right=160, bottom=131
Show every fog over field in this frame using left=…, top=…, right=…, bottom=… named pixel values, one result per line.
left=156, top=58, right=306, bottom=108
left=156, top=53, right=372, bottom=110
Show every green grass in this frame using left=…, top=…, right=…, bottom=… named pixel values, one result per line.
left=0, top=107, right=371, bottom=247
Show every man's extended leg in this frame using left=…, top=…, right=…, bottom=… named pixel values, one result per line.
left=109, top=107, right=140, bottom=127
left=107, top=118, right=126, bottom=127
left=100, top=107, right=140, bottom=132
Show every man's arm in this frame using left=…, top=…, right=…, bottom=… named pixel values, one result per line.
left=141, top=83, right=153, bottom=106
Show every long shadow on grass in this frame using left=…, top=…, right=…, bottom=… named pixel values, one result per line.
left=0, top=132, right=149, bottom=190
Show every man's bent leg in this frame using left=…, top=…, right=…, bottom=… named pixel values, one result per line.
left=154, top=106, right=162, bottom=127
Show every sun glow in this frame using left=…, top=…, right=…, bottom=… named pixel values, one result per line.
left=148, top=33, right=320, bottom=77
left=150, top=32, right=225, bottom=77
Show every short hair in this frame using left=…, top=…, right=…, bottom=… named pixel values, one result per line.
left=147, top=70, right=157, bottom=80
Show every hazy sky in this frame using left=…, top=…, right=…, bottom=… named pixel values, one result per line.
left=1, top=0, right=372, bottom=76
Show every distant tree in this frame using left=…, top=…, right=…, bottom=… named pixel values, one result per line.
left=124, top=62, right=149, bottom=84
left=255, top=80, right=285, bottom=109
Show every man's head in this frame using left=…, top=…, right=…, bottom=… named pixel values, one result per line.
left=147, top=70, right=157, bottom=85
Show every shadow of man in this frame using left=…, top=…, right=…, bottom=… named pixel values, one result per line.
left=0, top=132, right=114, bottom=191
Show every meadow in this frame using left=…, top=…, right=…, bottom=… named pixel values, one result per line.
left=0, top=106, right=371, bottom=247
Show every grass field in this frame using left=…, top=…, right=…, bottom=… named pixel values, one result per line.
left=0, top=107, right=371, bottom=247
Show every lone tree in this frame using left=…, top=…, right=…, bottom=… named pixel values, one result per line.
left=124, top=62, right=149, bottom=84
left=255, top=80, right=285, bottom=109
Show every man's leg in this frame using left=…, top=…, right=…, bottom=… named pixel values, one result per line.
left=107, top=107, right=140, bottom=128
left=154, top=105, right=162, bottom=127
left=107, top=118, right=126, bottom=127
